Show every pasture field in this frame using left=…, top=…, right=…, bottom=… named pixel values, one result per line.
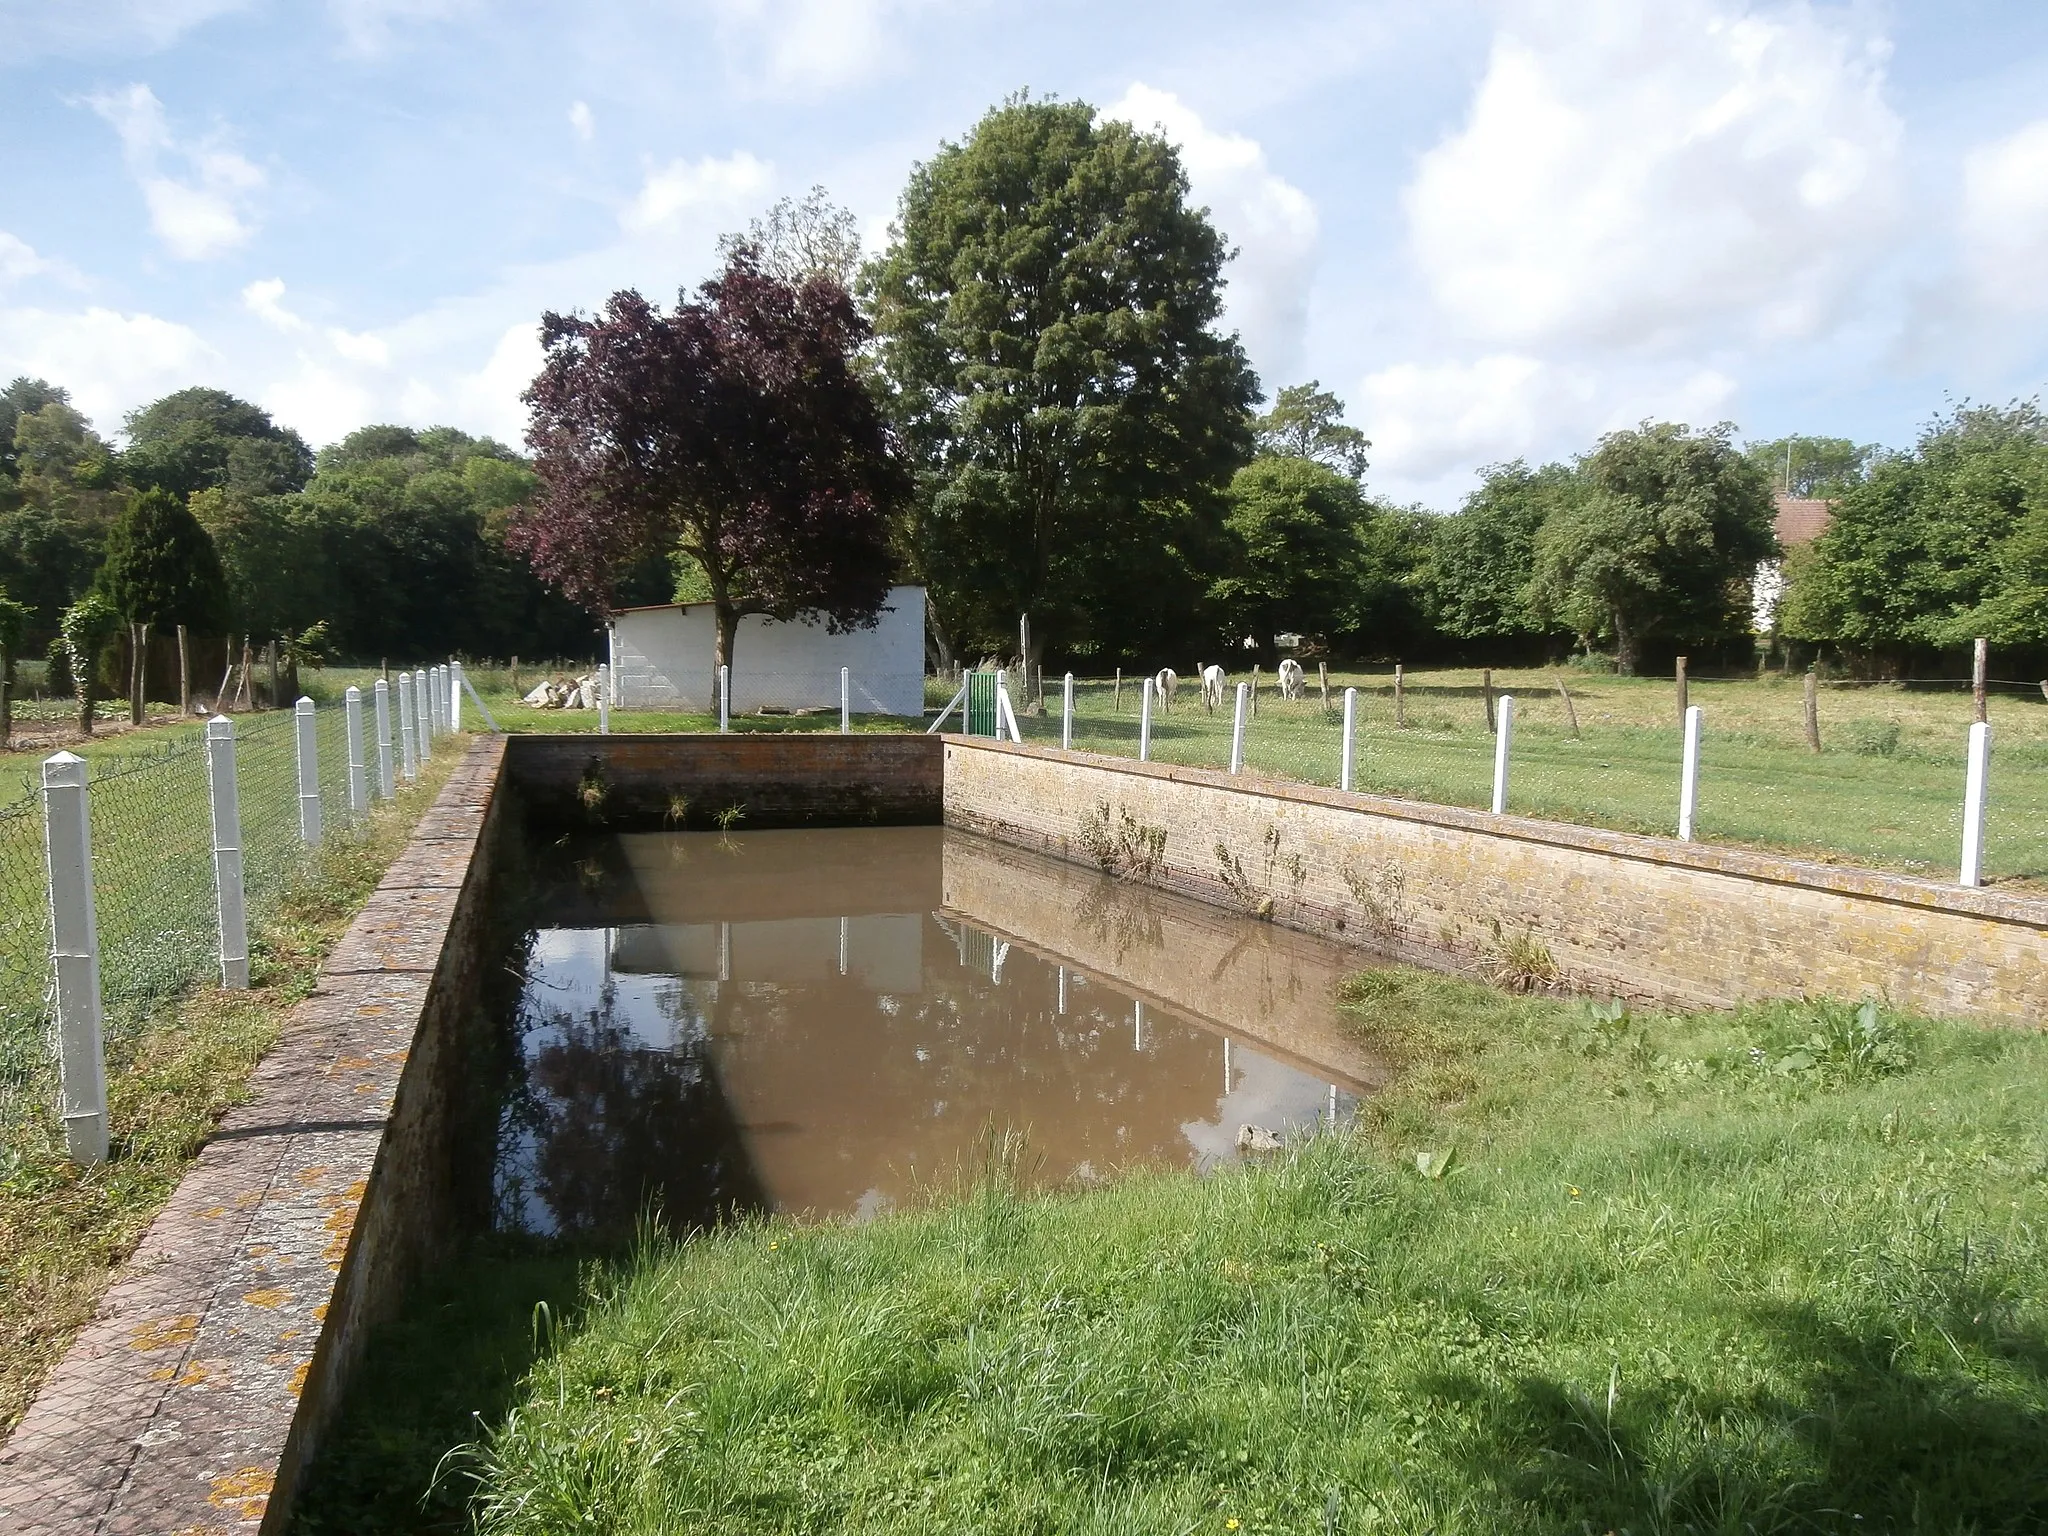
left=1004, top=667, right=2048, bottom=889
left=303, top=973, right=2048, bottom=1534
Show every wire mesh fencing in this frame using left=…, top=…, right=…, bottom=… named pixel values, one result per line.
left=1, top=677, right=457, bottom=1140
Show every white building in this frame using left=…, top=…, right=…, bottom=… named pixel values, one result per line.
left=608, top=585, right=926, bottom=717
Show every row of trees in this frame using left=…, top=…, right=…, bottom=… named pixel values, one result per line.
left=0, top=378, right=594, bottom=722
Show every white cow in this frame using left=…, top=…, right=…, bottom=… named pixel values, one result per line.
left=1277, top=658, right=1306, bottom=701
left=1199, top=664, right=1226, bottom=713
left=1154, top=668, right=1179, bottom=713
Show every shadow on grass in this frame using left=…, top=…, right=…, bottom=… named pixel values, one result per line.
left=1429, top=1300, right=2048, bottom=1534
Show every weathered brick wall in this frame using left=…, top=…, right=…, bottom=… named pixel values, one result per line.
left=943, top=740, right=2048, bottom=1021
left=0, top=737, right=510, bottom=1536
left=506, top=732, right=942, bottom=829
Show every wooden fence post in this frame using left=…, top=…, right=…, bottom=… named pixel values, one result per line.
left=1803, top=669, right=1821, bottom=753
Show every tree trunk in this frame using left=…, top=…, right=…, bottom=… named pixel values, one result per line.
left=129, top=622, right=148, bottom=725
left=0, top=645, right=11, bottom=748
left=178, top=625, right=192, bottom=715
left=77, top=646, right=95, bottom=736
left=1020, top=612, right=1045, bottom=715
left=711, top=602, right=738, bottom=715
left=1612, top=609, right=1641, bottom=675
left=267, top=639, right=281, bottom=710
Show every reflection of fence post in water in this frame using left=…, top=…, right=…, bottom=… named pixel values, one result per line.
left=1056, top=965, right=1067, bottom=1014
left=718, top=921, right=731, bottom=982
left=1133, top=1000, right=1145, bottom=1051
left=41, top=750, right=107, bottom=1164
left=838, top=916, right=848, bottom=976
left=1223, top=1035, right=1232, bottom=1098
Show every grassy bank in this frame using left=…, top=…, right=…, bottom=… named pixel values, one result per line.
left=0, top=746, right=464, bottom=1437
left=442, top=974, right=2046, bottom=1534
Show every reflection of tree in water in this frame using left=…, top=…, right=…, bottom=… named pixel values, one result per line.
left=499, top=991, right=765, bottom=1242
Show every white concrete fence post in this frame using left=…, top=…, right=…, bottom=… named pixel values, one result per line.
left=1229, top=682, right=1248, bottom=774
left=1960, top=720, right=1992, bottom=887
left=1491, top=694, right=1515, bottom=814
left=294, top=696, right=322, bottom=848
left=1062, top=672, right=1074, bottom=751
left=840, top=666, right=850, bottom=735
left=449, top=661, right=463, bottom=732
left=993, top=669, right=1009, bottom=741
left=415, top=668, right=432, bottom=758
left=374, top=678, right=395, bottom=798
left=719, top=664, right=730, bottom=733
left=1138, top=676, right=1153, bottom=761
left=1678, top=704, right=1703, bottom=841
left=344, top=685, right=368, bottom=819
left=1339, top=687, right=1357, bottom=792
left=398, top=671, right=418, bottom=781
left=434, top=664, right=448, bottom=734
left=205, top=715, right=250, bottom=989
left=596, top=662, right=610, bottom=735
left=40, top=751, right=108, bottom=1163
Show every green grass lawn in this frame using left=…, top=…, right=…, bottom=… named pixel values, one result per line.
left=329, top=973, right=2047, bottom=1534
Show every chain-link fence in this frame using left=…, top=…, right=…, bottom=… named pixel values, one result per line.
left=1, top=673, right=459, bottom=1140
left=984, top=669, right=2048, bottom=890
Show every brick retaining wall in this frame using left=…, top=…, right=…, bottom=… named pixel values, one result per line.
left=0, top=737, right=508, bottom=1536
left=943, top=739, right=2048, bottom=1021
left=504, top=731, right=941, bottom=829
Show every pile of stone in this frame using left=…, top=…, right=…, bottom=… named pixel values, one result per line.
left=522, top=676, right=601, bottom=710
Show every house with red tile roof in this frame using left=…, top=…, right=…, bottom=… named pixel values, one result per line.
left=1753, top=494, right=1835, bottom=632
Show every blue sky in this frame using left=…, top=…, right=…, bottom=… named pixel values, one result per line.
left=3, top=0, right=2047, bottom=507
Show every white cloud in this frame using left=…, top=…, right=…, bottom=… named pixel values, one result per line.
left=621, top=151, right=775, bottom=235
left=0, top=232, right=54, bottom=285
left=1357, top=354, right=1737, bottom=497
left=0, top=305, right=216, bottom=431
left=703, top=0, right=938, bottom=92
left=1961, top=118, right=2048, bottom=314
left=1102, top=83, right=1320, bottom=388
left=569, top=101, right=596, bottom=142
left=1406, top=0, right=1901, bottom=352
left=88, top=83, right=265, bottom=260
left=242, top=277, right=306, bottom=331
left=328, top=327, right=391, bottom=366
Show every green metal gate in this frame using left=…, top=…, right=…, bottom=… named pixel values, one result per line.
left=965, top=671, right=999, bottom=737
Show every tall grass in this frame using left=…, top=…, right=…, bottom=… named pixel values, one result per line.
left=455, top=973, right=2048, bottom=1534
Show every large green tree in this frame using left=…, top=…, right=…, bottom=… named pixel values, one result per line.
left=1253, top=382, right=1369, bottom=480
left=1422, top=461, right=1577, bottom=644
left=865, top=95, right=1259, bottom=671
left=1778, top=403, right=2048, bottom=667
left=0, top=392, right=124, bottom=626
left=1742, top=434, right=1876, bottom=499
left=1528, top=422, right=1776, bottom=673
left=121, top=387, right=314, bottom=499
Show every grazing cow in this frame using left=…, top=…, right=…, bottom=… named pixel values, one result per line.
left=1200, top=664, right=1227, bottom=713
left=1154, top=668, right=1179, bottom=712
left=1277, top=658, right=1306, bottom=701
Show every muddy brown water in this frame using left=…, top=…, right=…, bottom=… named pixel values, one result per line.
left=498, top=825, right=1386, bottom=1236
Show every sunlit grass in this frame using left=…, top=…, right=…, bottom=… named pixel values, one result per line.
left=442, top=974, right=2048, bottom=1535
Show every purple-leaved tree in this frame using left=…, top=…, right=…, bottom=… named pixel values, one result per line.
left=510, top=249, right=907, bottom=696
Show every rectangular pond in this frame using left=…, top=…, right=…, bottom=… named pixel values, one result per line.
left=497, top=824, right=1385, bottom=1236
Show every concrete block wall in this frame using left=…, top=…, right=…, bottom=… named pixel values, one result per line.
left=943, top=739, right=2048, bottom=1021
